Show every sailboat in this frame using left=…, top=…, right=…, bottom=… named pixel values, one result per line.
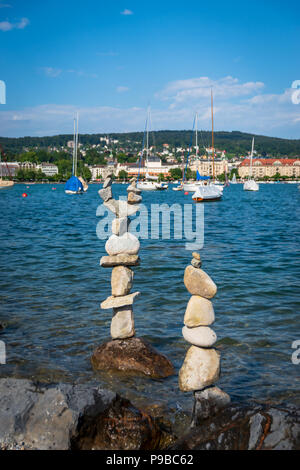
left=0, top=149, right=14, bottom=189
left=65, top=114, right=87, bottom=194
left=192, top=92, right=223, bottom=202
left=243, top=138, right=259, bottom=191
left=137, top=108, right=166, bottom=191
left=183, top=113, right=202, bottom=192
left=231, top=173, right=237, bottom=184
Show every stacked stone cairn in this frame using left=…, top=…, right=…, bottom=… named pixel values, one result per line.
left=91, top=173, right=174, bottom=379
left=179, top=252, right=230, bottom=424
left=98, top=172, right=142, bottom=339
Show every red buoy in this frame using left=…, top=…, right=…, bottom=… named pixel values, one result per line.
left=22, top=193, right=28, bottom=198
left=184, top=191, right=189, bottom=195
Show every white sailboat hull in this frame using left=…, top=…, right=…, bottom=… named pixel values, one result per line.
left=65, top=189, right=83, bottom=195
left=192, top=184, right=222, bottom=202
left=0, top=180, right=14, bottom=189
left=243, top=180, right=259, bottom=191
left=137, top=181, right=158, bottom=191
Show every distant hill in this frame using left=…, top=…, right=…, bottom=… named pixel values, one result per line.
left=1, top=130, right=300, bottom=157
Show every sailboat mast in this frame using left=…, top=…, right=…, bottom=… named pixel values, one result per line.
left=146, top=107, right=150, bottom=178
left=75, top=112, right=79, bottom=177
left=249, top=137, right=254, bottom=179
left=195, top=112, right=198, bottom=158
left=72, top=118, right=76, bottom=175
left=211, top=89, right=215, bottom=182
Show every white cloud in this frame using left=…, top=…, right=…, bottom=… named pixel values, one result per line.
left=121, top=9, right=133, bottom=15
left=0, top=78, right=299, bottom=138
left=41, top=67, right=62, bottom=78
left=40, top=68, right=98, bottom=79
left=157, top=76, right=265, bottom=104
left=116, top=86, right=129, bottom=93
left=0, top=17, right=29, bottom=31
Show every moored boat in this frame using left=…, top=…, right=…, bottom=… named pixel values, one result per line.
left=243, top=138, right=259, bottom=192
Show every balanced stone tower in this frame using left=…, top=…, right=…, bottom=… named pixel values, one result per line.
left=179, top=252, right=230, bottom=425
left=91, top=173, right=174, bottom=379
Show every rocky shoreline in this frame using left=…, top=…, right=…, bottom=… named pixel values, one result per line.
left=0, top=378, right=299, bottom=450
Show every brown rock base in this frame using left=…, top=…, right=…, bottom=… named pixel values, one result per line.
left=91, top=337, right=175, bottom=379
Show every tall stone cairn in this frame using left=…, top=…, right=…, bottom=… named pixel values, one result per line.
left=179, top=252, right=230, bottom=423
left=91, top=173, right=174, bottom=379
left=98, top=173, right=142, bottom=339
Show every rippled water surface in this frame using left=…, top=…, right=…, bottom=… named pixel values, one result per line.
left=0, top=183, right=299, bottom=426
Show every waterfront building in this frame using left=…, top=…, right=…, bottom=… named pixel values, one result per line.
left=238, top=158, right=300, bottom=179
left=36, top=163, right=58, bottom=176
left=0, top=162, right=20, bottom=177
left=191, top=158, right=228, bottom=177
left=89, top=165, right=110, bottom=180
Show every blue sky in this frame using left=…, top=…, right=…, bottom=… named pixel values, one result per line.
left=0, top=0, right=300, bottom=138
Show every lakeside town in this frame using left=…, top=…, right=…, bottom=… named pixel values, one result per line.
left=1, top=133, right=300, bottom=183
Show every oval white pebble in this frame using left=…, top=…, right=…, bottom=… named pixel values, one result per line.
left=182, top=325, right=217, bottom=347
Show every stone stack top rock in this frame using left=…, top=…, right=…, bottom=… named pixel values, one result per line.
left=184, top=266, right=217, bottom=299
left=191, top=252, right=202, bottom=269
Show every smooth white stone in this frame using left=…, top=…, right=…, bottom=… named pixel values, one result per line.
left=184, top=296, right=215, bottom=327
left=182, top=326, right=217, bottom=347
left=179, top=346, right=220, bottom=392
left=105, top=233, right=140, bottom=256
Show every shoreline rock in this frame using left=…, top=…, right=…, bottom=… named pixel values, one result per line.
left=172, top=403, right=300, bottom=450
left=91, top=337, right=175, bottom=379
left=0, top=378, right=175, bottom=450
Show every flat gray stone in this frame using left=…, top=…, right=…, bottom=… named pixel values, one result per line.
left=100, top=254, right=140, bottom=267
left=101, top=292, right=140, bottom=309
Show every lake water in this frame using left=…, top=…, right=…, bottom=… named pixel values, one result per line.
left=0, top=183, right=299, bottom=430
